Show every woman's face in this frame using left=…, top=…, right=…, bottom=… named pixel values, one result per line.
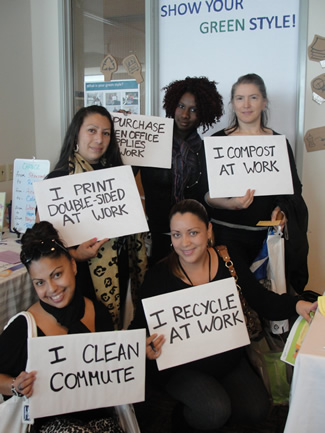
left=170, top=211, right=212, bottom=265
left=232, top=83, right=267, bottom=126
left=174, top=92, right=200, bottom=138
left=77, top=113, right=111, bottom=164
left=29, top=255, right=77, bottom=309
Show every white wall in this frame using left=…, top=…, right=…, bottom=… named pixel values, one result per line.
left=302, top=0, right=325, bottom=293
left=30, top=0, right=62, bottom=165
left=0, top=0, right=62, bottom=203
left=0, top=0, right=35, bottom=200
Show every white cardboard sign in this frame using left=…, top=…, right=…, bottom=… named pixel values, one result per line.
left=26, top=329, right=146, bottom=419
left=112, top=113, right=174, bottom=168
left=142, top=277, right=250, bottom=370
left=204, top=135, right=294, bottom=198
left=33, top=165, right=149, bottom=247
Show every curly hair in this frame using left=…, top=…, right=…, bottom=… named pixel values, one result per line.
left=162, top=76, right=224, bottom=133
left=20, top=221, right=71, bottom=269
left=54, top=105, right=123, bottom=172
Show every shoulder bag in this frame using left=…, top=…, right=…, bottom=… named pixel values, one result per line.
left=0, top=311, right=37, bottom=433
left=216, top=245, right=263, bottom=340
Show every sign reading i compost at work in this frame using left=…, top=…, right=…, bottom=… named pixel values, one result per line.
left=204, top=135, right=294, bottom=198
left=11, top=158, right=50, bottom=234
left=33, top=165, right=149, bottom=247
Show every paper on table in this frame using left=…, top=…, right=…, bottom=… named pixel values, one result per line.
left=317, top=296, right=325, bottom=317
left=0, top=250, right=21, bottom=264
left=281, top=316, right=312, bottom=366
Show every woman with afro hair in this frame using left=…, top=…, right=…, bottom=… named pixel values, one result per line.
left=140, top=76, right=224, bottom=265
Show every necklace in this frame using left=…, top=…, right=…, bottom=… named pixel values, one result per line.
left=178, top=249, right=211, bottom=286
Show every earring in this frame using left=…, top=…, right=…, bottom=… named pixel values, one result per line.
left=100, top=156, right=107, bottom=166
left=207, top=238, right=213, bottom=248
left=74, top=144, right=79, bottom=153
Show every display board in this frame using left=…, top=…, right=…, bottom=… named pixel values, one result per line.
left=11, top=158, right=50, bottom=234
left=159, top=0, right=301, bottom=147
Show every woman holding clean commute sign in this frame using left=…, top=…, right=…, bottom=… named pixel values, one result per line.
left=0, top=221, right=124, bottom=433
left=205, top=74, right=309, bottom=293
left=44, top=105, right=147, bottom=329
left=130, top=199, right=316, bottom=433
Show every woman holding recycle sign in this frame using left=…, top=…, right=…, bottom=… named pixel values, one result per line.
left=130, top=199, right=316, bottom=433
left=0, top=221, right=124, bottom=433
left=44, top=105, right=148, bottom=329
left=205, top=74, right=309, bottom=294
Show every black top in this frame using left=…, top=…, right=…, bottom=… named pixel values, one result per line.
left=130, top=246, right=298, bottom=380
left=140, top=138, right=209, bottom=235
left=0, top=299, right=115, bottom=426
left=209, top=129, right=302, bottom=226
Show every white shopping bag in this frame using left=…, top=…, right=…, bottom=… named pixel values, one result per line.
left=250, top=227, right=289, bottom=334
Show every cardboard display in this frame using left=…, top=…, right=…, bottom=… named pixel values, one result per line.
left=34, top=165, right=149, bottom=247
left=26, top=329, right=146, bottom=419
left=142, top=277, right=250, bottom=371
left=112, top=113, right=174, bottom=168
left=204, top=135, right=294, bottom=198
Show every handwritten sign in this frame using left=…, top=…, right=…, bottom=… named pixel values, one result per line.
left=11, top=159, right=50, bottom=233
left=26, top=329, right=146, bottom=419
left=112, top=113, right=174, bottom=168
left=142, top=278, right=250, bottom=370
left=34, top=165, right=149, bottom=247
left=204, top=135, right=294, bottom=198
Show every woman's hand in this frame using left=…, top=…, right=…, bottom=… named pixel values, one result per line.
left=296, top=300, right=318, bottom=323
left=146, top=334, right=165, bottom=360
left=69, top=237, right=109, bottom=261
left=12, top=371, right=37, bottom=398
left=271, top=206, right=287, bottom=231
left=230, top=189, right=255, bottom=209
left=205, top=189, right=255, bottom=210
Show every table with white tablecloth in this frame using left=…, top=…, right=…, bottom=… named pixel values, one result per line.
left=284, top=309, right=325, bottom=433
left=0, top=230, right=36, bottom=331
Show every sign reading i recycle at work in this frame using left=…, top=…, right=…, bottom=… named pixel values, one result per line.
left=142, top=277, right=250, bottom=371
left=204, top=135, right=294, bottom=198
left=33, top=165, right=149, bottom=247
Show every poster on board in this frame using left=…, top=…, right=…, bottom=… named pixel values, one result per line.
left=112, top=112, right=174, bottom=168
left=204, top=135, right=294, bottom=197
left=11, top=159, right=50, bottom=234
left=159, top=0, right=300, bottom=147
left=26, top=329, right=146, bottom=419
left=34, top=165, right=149, bottom=247
left=85, top=79, right=140, bottom=115
left=142, top=277, right=250, bottom=370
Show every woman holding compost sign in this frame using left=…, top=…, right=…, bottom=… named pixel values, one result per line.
left=131, top=199, right=316, bottom=433
left=44, top=105, right=147, bottom=329
left=0, top=221, right=124, bottom=433
left=205, top=73, right=309, bottom=294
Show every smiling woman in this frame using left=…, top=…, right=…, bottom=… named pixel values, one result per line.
left=0, top=221, right=124, bottom=432
left=130, top=198, right=316, bottom=433
left=44, top=105, right=148, bottom=330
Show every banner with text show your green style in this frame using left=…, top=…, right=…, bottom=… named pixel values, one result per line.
left=159, top=0, right=300, bottom=146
